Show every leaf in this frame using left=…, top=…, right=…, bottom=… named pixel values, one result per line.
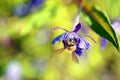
left=82, top=1, right=120, bottom=51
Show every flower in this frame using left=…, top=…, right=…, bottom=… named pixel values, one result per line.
left=12, top=0, right=44, bottom=17
left=5, top=61, right=22, bottom=80
left=100, top=37, right=108, bottom=50
left=111, top=18, right=120, bottom=36
left=52, top=23, right=91, bottom=63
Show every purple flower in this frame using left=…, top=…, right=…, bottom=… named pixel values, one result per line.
left=12, top=0, right=44, bottom=17
left=52, top=23, right=91, bottom=63
left=100, top=38, right=108, bottom=50
left=112, top=18, right=120, bottom=36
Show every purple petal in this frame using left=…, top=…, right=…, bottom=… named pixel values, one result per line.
left=12, top=0, right=44, bottom=17
left=52, top=33, right=66, bottom=44
left=111, top=18, right=120, bottom=35
left=77, top=36, right=91, bottom=50
left=100, top=38, right=108, bottom=50
left=52, top=32, right=78, bottom=45
left=29, top=0, right=44, bottom=7
left=64, top=32, right=80, bottom=39
left=72, top=23, right=81, bottom=33
left=75, top=48, right=82, bottom=56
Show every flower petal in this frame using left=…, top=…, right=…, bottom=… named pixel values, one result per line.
left=112, top=18, right=120, bottom=35
left=64, top=32, right=79, bottom=39
left=52, top=33, right=66, bottom=44
left=77, top=36, right=91, bottom=50
left=100, top=38, right=108, bottom=50
left=72, top=23, right=81, bottom=33
left=75, top=48, right=82, bottom=56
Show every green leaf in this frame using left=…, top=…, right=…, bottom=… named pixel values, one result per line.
left=82, top=1, right=120, bottom=51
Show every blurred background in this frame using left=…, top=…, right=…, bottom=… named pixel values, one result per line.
left=0, top=0, right=120, bottom=80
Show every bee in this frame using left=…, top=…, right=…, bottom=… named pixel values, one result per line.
left=54, top=38, right=79, bottom=63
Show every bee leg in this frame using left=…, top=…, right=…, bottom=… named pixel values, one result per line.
left=72, top=51, right=79, bottom=63
left=54, top=48, right=66, bottom=54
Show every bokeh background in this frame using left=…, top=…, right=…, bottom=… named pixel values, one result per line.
left=0, top=0, right=120, bottom=80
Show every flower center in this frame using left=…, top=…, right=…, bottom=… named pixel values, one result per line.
left=66, top=38, right=77, bottom=47
left=64, top=38, right=77, bottom=52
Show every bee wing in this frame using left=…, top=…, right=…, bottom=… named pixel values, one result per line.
left=72, top=51, right=79, bottom=63
left=54, top=48, right=66, bottom=54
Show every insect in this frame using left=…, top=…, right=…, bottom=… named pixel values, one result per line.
left=52, top=23, right=92, bottom=63
left=54, top=38, right=79, bottom=63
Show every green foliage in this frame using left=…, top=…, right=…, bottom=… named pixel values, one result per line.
left=82, top=1, right=120, bottom=51
left=1, top=0, right=120, bottom=80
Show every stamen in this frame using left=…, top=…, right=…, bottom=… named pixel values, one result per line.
left=85, top=34, right=96, bottom=43
left=80, top=33, right=96, bottom=43
left=53, top=27, right=70, bottom=32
